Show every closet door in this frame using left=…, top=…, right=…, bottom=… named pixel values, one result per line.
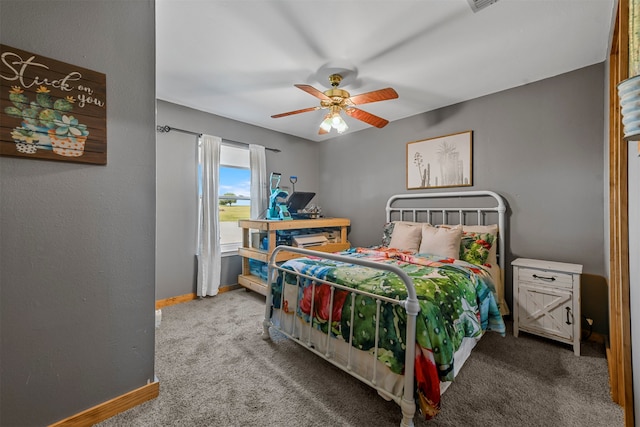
left=608, top=0, right=633, bottom=424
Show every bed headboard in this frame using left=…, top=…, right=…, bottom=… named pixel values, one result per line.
left=385, top=190, right=507, bottom=274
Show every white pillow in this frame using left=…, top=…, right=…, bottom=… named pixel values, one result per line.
left=387, top=221, right=422, bottom=252
left=462, top=224, right=498, bottom=234
left=419, top=224, right=462, bottom=259
left=382, top=221, right=423, bottom=246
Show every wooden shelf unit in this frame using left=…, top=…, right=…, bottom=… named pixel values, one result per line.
left=237, top=217, right=351, bottom=295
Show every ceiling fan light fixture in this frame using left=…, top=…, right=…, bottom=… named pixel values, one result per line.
left=320, top=116, right=332, bottom=132
left=328, top=107, right=348, bottom=133
left=274, top=72, right=397, bottom=136
left=335, top=119, right=348, bottom=134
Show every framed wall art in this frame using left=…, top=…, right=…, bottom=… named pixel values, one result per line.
left=1, top=44, right=107, bottom=165
left=406, top=130, right=472, bottom=189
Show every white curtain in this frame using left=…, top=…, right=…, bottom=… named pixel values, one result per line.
left=196, top=134, right=222, bottom=297
left=249, top=144, right=267, bottom=219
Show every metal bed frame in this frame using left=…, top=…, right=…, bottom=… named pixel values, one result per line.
left=385, top=190, right=506, bottom=280
left=262, top=191, right=506, bottom=427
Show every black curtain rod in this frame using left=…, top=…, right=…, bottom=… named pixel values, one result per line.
left=156, top=125, right=281, bottom=153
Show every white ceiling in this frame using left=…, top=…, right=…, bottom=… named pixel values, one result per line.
left=156, top=0, right=615, bottom=142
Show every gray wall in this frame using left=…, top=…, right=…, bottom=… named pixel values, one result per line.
left=319, top=63, right=607, bottom=334
left=155, top=100, right=319, bottom=299
left=0, top=1, right=156, bottom=426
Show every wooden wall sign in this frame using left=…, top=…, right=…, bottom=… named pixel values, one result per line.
left=0, top=44, right=106, bottom=165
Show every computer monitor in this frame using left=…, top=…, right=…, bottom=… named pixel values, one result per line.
left=286, top=191, right=316, bottom=213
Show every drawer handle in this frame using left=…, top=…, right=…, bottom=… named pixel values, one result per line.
left=532, top=274, right=556, bottom=282
left=565, top=307, right=573, bottom=325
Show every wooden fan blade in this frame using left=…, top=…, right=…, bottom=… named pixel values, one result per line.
left=318, top=126, right=329, bottom=135
left=344, top=108, right=389, bottom=128
left=347, top=88, right=398, bottom=106
left=271, top=106, right=320, bottom=118
left=295, top=84, right=331, bottom=100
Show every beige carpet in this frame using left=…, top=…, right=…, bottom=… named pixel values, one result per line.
left=97, top=289, right=622, bottom=427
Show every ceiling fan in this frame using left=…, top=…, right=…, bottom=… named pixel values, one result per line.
left=271, top=74, right=399, bottom=135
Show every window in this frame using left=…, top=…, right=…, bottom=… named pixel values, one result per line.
left=219, top=144, right=251, bottom=252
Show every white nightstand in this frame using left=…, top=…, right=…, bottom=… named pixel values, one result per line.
left=512, top=258, right=583, bottom=356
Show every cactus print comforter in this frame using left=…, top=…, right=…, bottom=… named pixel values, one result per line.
left=270, top=247, right=505, bottom=419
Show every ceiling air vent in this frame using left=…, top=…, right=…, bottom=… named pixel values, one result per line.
left=467, top=0, right=499, bottom=13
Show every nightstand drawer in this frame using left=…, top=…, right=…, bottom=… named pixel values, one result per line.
left=517, top=267, right=574, bottom=289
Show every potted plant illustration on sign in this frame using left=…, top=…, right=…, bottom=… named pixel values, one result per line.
left=1, top=44, right=107, bottom=165
left=5, top=85, right=89, bottom=157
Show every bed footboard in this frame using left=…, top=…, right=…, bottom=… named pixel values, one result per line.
left=262, top=245, right=420, bottom=427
